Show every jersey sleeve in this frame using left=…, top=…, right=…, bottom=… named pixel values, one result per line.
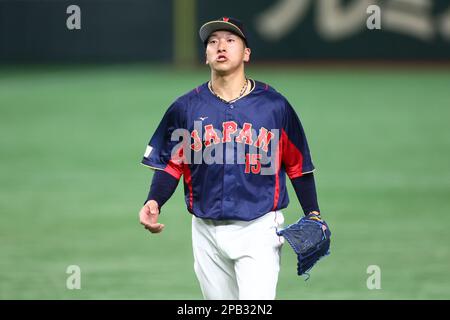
left=281, top=100, right=315, bottom=179
left=141, top=100, right=187, bottom=180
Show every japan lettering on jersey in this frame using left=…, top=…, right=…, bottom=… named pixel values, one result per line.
left=141, top=80, right=314, bottom=221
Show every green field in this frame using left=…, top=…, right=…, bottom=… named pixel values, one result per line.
left=1, top=65, right=449, bottom=299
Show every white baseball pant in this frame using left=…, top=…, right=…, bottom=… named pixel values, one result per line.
left=192, top=210, right=285, bottom=300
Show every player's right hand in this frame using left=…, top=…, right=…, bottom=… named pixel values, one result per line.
left=139, top=200, right=165, bottom=233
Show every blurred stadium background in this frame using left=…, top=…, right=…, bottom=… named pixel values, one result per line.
left=1, top=0, right=449, bottom=300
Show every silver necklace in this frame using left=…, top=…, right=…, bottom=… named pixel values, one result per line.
left=209, top=78, right=249, bottom=103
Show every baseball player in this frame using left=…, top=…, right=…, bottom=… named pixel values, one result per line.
left=139, top=17, right=322, bottom=300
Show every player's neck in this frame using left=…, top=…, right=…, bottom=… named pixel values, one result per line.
left=210, top=71, right=247, bottom=102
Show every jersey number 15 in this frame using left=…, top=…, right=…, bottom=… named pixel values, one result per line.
left=245, top=153, right=262, bottom=174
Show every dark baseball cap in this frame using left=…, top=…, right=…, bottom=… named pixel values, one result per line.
left=199, top=17, right=249, bottom=47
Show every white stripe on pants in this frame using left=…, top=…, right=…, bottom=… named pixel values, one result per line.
left=192, top=211, right=285, bottom=300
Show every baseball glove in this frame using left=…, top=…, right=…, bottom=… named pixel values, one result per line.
left=277, top=213, right=331, bottom=279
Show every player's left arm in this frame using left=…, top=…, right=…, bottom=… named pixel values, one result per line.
left=291, top=173, right=320, bottom=216
left=281, top=100, right=320, bottom=216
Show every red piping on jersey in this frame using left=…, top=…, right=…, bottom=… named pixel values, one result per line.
left=163, top=144, right=194, bottom=210
left=264, top=83, right=269, bottom=91
left=195, top=86, right=200, bottom=94
left=164, top=162, right=182, bottom=180
left=183, top=164, right=194, bottom=211
left=281, top=129, right=304, bottom=179
left=163, top=145, right=184, bottom=180
left=272, top=135, right=281, bottom=211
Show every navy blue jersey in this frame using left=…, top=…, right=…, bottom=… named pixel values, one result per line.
left=141, top=80, right=315, bottom=221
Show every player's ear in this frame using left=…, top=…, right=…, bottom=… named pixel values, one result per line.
left=243, top=47, right=251, bottom=63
